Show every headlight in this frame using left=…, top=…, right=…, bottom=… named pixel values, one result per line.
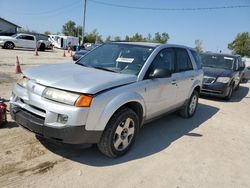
left=216, top=77, right=231, bottom=83
left=42, top=88, right=93, bottom=107
left=17, top=75, right=29, bottom=88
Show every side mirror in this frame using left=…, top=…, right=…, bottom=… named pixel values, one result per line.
left=149, top=68, right=172, bottom=79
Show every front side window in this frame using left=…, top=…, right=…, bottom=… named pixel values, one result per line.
left=175, top=48, right=193, bottom=72
left=16, top=35, right=25, bottom=39
left=150, top=48, right=175, bottom=73
left=76, top=43, right=155, bottom=75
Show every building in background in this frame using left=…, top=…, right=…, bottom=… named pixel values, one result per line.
left=0, top=17, right=21, bottom=36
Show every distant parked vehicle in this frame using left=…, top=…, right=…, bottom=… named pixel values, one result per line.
left=48, top=35, right=78, bottom=50
left=72, top=50, right=89, bottom=61
left=0, top=33, right=52, bottom=51
left=33, top=33, right=53, bottom=51
left=200, top=52, right=245, bottom=100
left=73, top=44, right=101, bottom=61
left=242, top=58, right=250, bottom=82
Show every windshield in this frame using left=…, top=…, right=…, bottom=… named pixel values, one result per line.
left=201, top=54, right=235, bottom=70
left=76, top=43, right=155, bottom=75
left=11, top=34, right=17, bottom=38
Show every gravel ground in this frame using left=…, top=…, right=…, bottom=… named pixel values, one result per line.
left=0, top=48, right=250, bottom=188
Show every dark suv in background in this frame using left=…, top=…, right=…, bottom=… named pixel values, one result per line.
left=200, top=52, right=245, bottom=100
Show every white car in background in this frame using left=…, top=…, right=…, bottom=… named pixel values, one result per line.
left=0, top=33, right=52, bottom=51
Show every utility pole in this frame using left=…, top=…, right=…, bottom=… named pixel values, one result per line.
left=82, top=0, right=87, bottom=46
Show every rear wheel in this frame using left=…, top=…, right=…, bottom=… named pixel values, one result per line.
left=4, top=42, right=14, bottom=49
left=39, top=43, right=46, bottom=51
left=97, top=108, right=139, bottom=158
left=179, top=90, right=199, bottom=118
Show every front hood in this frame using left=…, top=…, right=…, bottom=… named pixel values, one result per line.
left=23, top=63, right=137, bottom=94
left=203, top=67, right=234, bottom=78
left=0, top=36, right=14, bottom=40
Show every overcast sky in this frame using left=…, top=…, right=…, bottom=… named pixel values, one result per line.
left=1, top=0, right=250, bottom=53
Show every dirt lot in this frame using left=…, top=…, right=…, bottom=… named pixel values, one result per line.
left=0, top=48, right=250, bottom=188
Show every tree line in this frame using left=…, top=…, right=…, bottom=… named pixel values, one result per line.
left=27, top=20, right=250, bottom=57
left=58, top=20, right=170, bottom=44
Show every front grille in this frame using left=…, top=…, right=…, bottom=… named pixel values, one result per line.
left=201, top=89, right=222, bottom=94
left=19, top=107, right=45, bottom=121
left=19, top=98, right=46, bottom=114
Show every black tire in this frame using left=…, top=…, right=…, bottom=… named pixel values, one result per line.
left=235, top=82, right=240, bottom=90
left=97, top=108, right=139, bottom=158
left=179, top=90, right=199, bottom=118
left=39, top=43, right=46, bottom=51
left=224, top=85, right=233, bottom=101
left=4, top=42, right=14, bottom=49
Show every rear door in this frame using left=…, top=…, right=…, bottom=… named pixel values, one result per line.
left=15, top=35, right=36, bottom=48
left=173, top=48, right=195, bottom=103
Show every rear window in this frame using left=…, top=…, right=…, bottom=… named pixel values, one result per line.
left=175, top=48, right=193, bottom=72
left=191, top=50, right=202, bottom=69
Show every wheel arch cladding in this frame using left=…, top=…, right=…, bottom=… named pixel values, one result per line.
left=87, top=92, right=146, bottom=131
left=194, top=85, right=201, bottom=94
left=189, top=79, right=202, bottom=98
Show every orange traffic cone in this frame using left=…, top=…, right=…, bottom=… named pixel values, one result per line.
left=63, top=50, right=66, bottom=57
left=15, top=56, right=22, bottom=74
left=70, top=50, right=73, bottom=57
left=35, top=48, right=39, bottom=56
left=67, top=47, right=70, bottom=53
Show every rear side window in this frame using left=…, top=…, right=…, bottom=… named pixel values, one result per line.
left=175, top=48, right=193, bottom=72
left=190, top=50, right=202, bottom=69
left=25, top=36, right=35, bottom=41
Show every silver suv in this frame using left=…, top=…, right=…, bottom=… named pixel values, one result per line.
left=10, top=42, right=203, bottom=158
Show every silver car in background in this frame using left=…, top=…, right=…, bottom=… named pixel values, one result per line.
left=242, top=58, right=250, bottom=82
left=10, top=42, right=203, bottom=158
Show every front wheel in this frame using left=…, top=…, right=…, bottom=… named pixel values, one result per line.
left=179, top=90, right=199, bottom=118
left=224, top=85, right=233, bottom=101
left=97, top=108, right=139, bottom=158
left=39, top=43, right=45, bottom=51
left=4, top=42, right=14, bottom=49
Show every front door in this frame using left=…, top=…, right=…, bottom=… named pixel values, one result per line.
left=16, top=35, right=29, bottom=48
left=142, top=48, right=179, bottom=119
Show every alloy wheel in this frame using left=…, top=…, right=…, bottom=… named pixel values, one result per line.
left=113, top=117, right=135, bottom=151
left=189, top=95, right=198, bottom=115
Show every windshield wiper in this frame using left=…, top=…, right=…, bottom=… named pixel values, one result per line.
left=92, top=66, right=118, bottom=73
left=204, top=65, right=217, bottom=68
left=75, top=62, right=88, bottom=67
